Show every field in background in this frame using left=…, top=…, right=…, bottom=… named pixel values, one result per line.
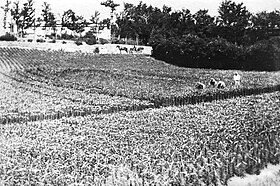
left=0, top=41, right=153, bottom=55
left=0, top=46, right=279, bottom=185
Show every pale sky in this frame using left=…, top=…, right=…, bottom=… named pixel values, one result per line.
left=3, top=0, right=280, bottom=20
left=0, top=0, right=280, bottom=34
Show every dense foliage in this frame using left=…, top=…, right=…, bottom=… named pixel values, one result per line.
left=153, top=35, right=280, bottom=71
left=10, top=0, right=35, bottom=36
left=0, top=33, right=17, bottom=41
left=115, top=0, right=280, bottom=71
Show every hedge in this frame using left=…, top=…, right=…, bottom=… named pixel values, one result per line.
left=152, top=36, right=280, bottom=71
left=0, top=33, right=17, bottom=41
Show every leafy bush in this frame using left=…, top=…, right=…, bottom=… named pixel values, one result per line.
left=75, top=40, right=83, bottom=46
left=126, top=38, right=138, bottom=45
left=0, top=33, right=17, bottom=41
left=48, top=39, right=56, bottom=43
left=244, top=37, right=280, bottom=71
left=152, top=34, right=280, bottom=71
left=205, top=38, right=244, bottom=69
left=99, top=38, right=109, bottom=44
left=62, top=41, right=67, bottom=44
left=85, top=37, right=97, bottom=45
left=36, top=38, right=45, bottom=43
left=111, top=38, right=125, bottom=44
left=61, top=33, right=74, bottom=40
left=152, top=35, right=244, bottom=69
left=27, top=39, right=33, bottom=42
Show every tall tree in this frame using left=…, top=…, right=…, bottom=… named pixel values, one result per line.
left=1, top=0, right=11, bottom=32
left=117, top=2, right=161, bottom=45
left=251, top=10, right=280, bottom=41
left=41, top=2, right=56, bottom=28
left=101, top=0, right=120, bottom=13
left=193, top=9, right=216, bottom=38
left=20, top=0, right=35, bottom=35
left=62, top=9, right=87, bottom=36
left=11, top=1, right=21, bottom=34
left=40, top=2, right=57, bottom=37
left=217, top=0, right=251, bottom=44
left=101, top=0, right=120, bottom=42
left=89, top=10, right=100, bottom=35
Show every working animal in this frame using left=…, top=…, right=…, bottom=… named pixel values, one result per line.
left=116, top=45, right=128, bottom=54
left=129, top=46, right=144, bottom=54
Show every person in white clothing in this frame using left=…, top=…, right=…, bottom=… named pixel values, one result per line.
left=233, top=72, right=241, bottom=86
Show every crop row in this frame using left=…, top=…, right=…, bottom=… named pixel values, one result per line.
left=0, top=92, right=279, bottom=185
left=18, top=65, right=280, bottom=107
left=2, top=46, right=280, bottom=98
left=0, top=73, right=153, bottom=124
left=2, top=46, right=280, bottom=87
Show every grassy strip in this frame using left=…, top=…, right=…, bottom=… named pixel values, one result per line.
left=0, top=92, right=279, bottom=185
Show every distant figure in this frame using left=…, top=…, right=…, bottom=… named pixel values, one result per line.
left=233, top=72, right=241, bottom=86
left=209, top=78, right=217, bottom=87
left=129, top=46, right=144, bottom=54
left=129, top=45, right=137, bottom=54
left=217, top=81, right=226, bottom=89
left=116, top=45, right=128, bottom=54
left=195, top=82, right=206, bottom=89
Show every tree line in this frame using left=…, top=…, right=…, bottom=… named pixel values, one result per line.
left=115, top=1, right=280, bottom=71
left=1, top=0, right=280, bottom=70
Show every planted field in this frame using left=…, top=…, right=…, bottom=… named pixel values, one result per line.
left=0, top=73, right=153, bottom=123
left=0, top=92, right=279, bottom=185
left=1, top=47, right=279, bottom=107
left=0, top=46, right=279, bottom=185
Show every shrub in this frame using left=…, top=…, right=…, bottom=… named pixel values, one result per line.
left=75, top=40, right=83, bottom=46
left=62, top=41, right=67, bottom=44
left=205, top=38, right=244, bottom=69
left=111, top=38, right=125, bottom=44
left=0, top=33, right=17, bottom=41
left=27, top=39, right=33, bottom=42
left=99, top=38, right=109, bottom=44
left=152, top=35, right=244, bottom=70
left=85, top=37, right=97, bottom=45
left=126, top=38, right=138, bottom=45
left=61, top=33, right=74, bottom=40
left=48, top=39, right=56, bottom=43
left=244, top=37, right=280, bottom=71
left=36, top=38, right=45, bottom=43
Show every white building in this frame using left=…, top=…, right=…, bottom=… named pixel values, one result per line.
left=0, top=8, right=111, bottom=41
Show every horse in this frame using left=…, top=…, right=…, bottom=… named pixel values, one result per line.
left=116, top=45, right=128, bottom=54
left=129, top=46, right=144, bottom=54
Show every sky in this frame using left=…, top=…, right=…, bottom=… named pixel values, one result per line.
left=1, top=0, right=280, bottom=34
left=2, top=0, right=280, bottom=20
